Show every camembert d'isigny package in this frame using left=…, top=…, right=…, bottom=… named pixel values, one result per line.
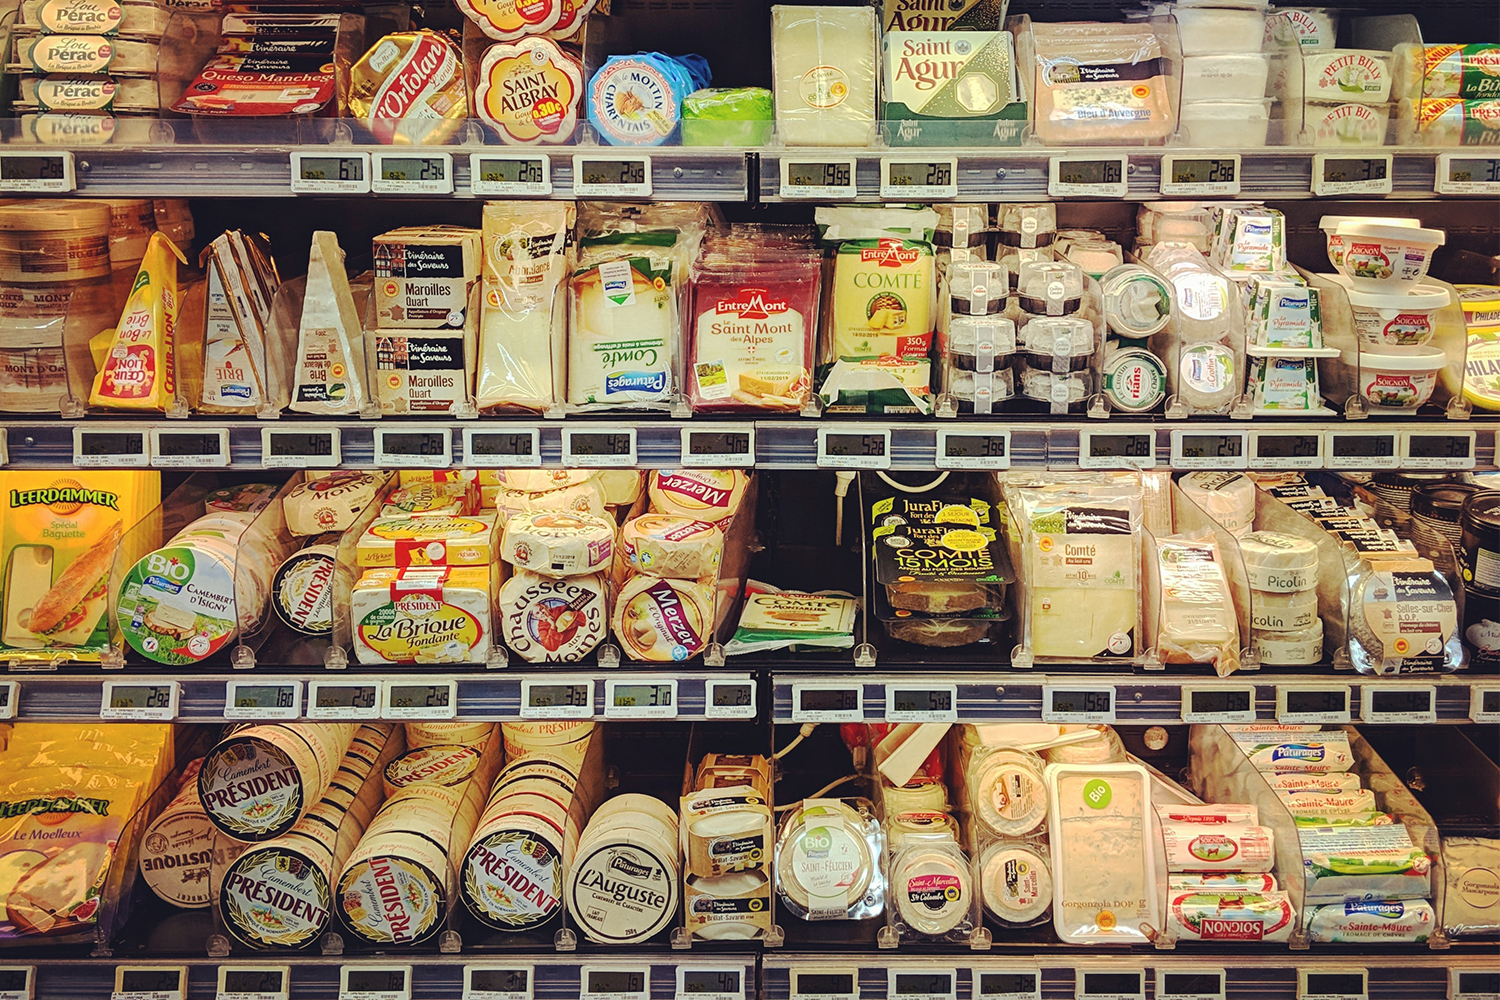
left=1, top=471, right=159, bottom=662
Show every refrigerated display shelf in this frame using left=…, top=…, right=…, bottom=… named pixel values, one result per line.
left=4, top=419, right=1492, bottom=473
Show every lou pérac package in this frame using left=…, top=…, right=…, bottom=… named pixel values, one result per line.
left=0, top=471, right=160, bottom=663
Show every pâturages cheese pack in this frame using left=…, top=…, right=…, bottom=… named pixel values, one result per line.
left=0, top=471, right=159, bottom=663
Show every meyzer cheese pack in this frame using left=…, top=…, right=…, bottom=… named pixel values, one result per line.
left=0, top=471, right=158, bottom=662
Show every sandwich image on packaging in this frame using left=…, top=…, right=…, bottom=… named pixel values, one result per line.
left=5, top=520, right=121, bottom=649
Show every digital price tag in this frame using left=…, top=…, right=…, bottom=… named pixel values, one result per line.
left=789, top=970, right=858, bottom=1000
left=372, top=152, right=453, bottom=195
left=1361, top=684, right=1437, bottom=725
left=1182, top=685, right=1258, bottom=724
left=573, top=155, right=652, bottom=198
left=1324, top=430, right=1400, bottom=471
left=151, top=427, right=231, bottom=468
left=470, top=152, right=552, bottom=197
left=817, top=426, right=891, bottom=469
left=464, top=427, right=541, bottom=468
left=519, top=678, right=594, bottom=719
left=1077, top=429, right=1156, bottom=470
left=1170, top=429, right=1248, bottom=470
left=0, top=968, right=30, bottom=1000
left=0, top=682, right=19, bottom=721
left=218, top=965, right=291, bottom=1000
left=790, top=682, right=863, bottom=724
left=0, top=151, right=73, bottom=192
left=1312, top=154, right=1393, bottom=196
left=1041, top=685, right=1116, bottom=724
left=261, top=427, right=341, bottom=469
left=373, top=426, right=452, bottom=468
left=1249, top=430, right=1324, bottom=470
left=463, top=966, right=532, bottom=1000
left=888, top=970, right=957, bottom=1000
left=74, top=425, right=149, bottom=467
left=880, top=156, right=958, bottom=200
left=306, top=680, right=381, bottom=720
left=885, top=684, right=958, bottom=723
left=114, top=967, right=186, bottom=1000
left=705, top=679, right=756, bottom=720
left=1048, top=155, right=1129, bottom=198
left=1277, top=684, right=1352, bottom=724
left=935, top=428, right=1010, bottom=470
left=224, top=680, right=302, bottom=721
left=1435, top=153, right=1500, bottom=195
left=562, top=427, right=637, bottom=468
left=1400, top=429, right=1476, bottom=470
left=1156, top=969, right=1226, bottom=1000
left=604, top=678, right=678, bottom=720
left=290, top=152, right=370, bottom=194
left=383, top=680, right=458, bottom=720
left=678, top=967, right=746, bottom=1000
left=1471, top=685, right=1500, bottom=724
left=1159, top=154, right=1240, bottom=197
left=779, top=157, right=858, bottom=199
left=1298, top=969, right=1367, bottom=1000
left=973, top=971, right=1040, bottom=1000
left=1451, top=969, right=1500, bottom=1000
left=580, top=967, right=649, bottom=1000
left=339, top=966, right=411, bottom=1000
left=1077, top=970, right=1145, bottom=1000
left=681, top=425, right=755, bottom=468
left=100, top=681, right=179, bottom=721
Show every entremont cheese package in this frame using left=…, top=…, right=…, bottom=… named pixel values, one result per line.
left=0, top=471, right=159, bottom=663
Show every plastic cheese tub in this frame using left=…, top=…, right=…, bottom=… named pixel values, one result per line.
left=1337, top=279, right=1451, bottom=351
left=1171, top=5, right=1269, bottom=54
left=1344, top=346, right=1447, bottom=411
left=1180, top=99, right=1272, bottom=146
left=1333, top=221, right=1446, bottom=290
left=1320, top=215, right=1420, bottom=272
left=1306, top=100, right=1391, bottom=145
left=1180, top=52, right=1271, bottom=101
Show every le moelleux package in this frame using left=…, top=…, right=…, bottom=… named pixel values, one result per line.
left=0, top=472, right=159, bottom=663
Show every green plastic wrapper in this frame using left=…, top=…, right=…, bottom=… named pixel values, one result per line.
left=681, top=87, right=773, bottom=146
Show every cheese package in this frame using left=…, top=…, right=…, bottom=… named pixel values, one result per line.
left=685, top=871, right=773, bottom=940
left=0, top=723, right=173, bottom=940
left=881, top=31, right=1024, bottom=145
left=349, top=31, right=468, bottom=146
left=356, top=514, right=499, bottom=568
left=1441, top=836, right=1500, bottom=936
left=613, top=574, right=715, bottom=661
left=1300, top=823, right=1434, bottom=903
left=1263, top=772, right=1363, bottom=794
left=1167, top=890, right=1296, bottom=943
left=271, top=536, right=338, bottom=636
left=200, top=231, right=279, bottom=414
left=475, top=38, right=584, bottom=144
left=774, top=798, right=883, bottom=920
left=457, top=0, right=563, bottom=41
left=597, top=470, right=644, bottom=506
left=870, top=494, right=1010, bottom=630
left=495, top=470, right=595, bottom=493
left=1306, top=899, right=1435, bottom=942
left=282, top=471, right=382, bottom=536
left=352, top=566, right=493, bottom=665
left=494, top=481, right=608, bottom=519
left=771, top=6, right=878, bottom=146
left=1178, top=472, right=1255, bottom=538
left=568, top=237, right=678, bottom=407
left=978, top=841, right=1053, bottom=925
left=0, top=471, right=158, bottom=662
left=620, top=514, right=724, bottom=581
left=1031, top=22, right=1175, bottom=144
left=199, top=723, right=356, bottom=842
left=1348, top=558, right=1461, bottom=674
left=1047, top=762, right=1158, bottom=944
left=290, top=232, right=367, bottom=415
left=139, top=760, right=221, bottom=909
left=169, top=13, right=340, bottom=119
left=648, top=470, right=748, bottom=525
left=1152, top=534, right=1240, bottom=676
left=373, top=227, right=480, bottom=329
left=497, top=570, right=609, bottom=662
left=830, top=239, right=935, bottom=361
left=373, top=318, right=478, bottom=415
left=1228, top=725, right=1354, bottom=772
left=1160, top=822, right=1275, bottom=872
left=681, top=785, right=773, bottom=879
left=502, top=511, right=615, bottom=576
left=88, top=232, right=187, bottom=411
left=381, top=481, right=478, bottom=519
left=476, top=201, right=574, bottom=412
left=1239, top=531, right=1319, bottom=593
left=1277, top=788, right=1378, bottom=817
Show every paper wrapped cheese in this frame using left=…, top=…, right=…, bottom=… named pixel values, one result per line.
left=1168, top=890, right=1296, bottom=942
left=503, top=511, right=615, bottom=576
left=290, top=232, right=366, bottom=415
left=476, top=202, right=573, bottom=413
left=88, top=232, right=187, bottom=411
left=496, top=469, right=595, bottom=493
left=282, top=471, right=381, bottom=535
left=476, top=38, right=583, bottom=144
left=771, top=5, right=878, bottom=146
left=613, top=575, right=715, bottom=661
left=381, top=481, right=478, bottom=519
left=648, top=469, right=748, bottom=525
left=458, top=0, right=561, bottom=41
left=498, top=570, right=609, bottom=663
left=1153, top=533, right=1240, bottom=676
left=1227, top=725, right=1354, bottom=772
left=1240, top=531, right=1319, bottom=593
left=1178, top=472, right=1256, bottom=538
left=348, top=31, right=468, bottom=146
left=620, top=514, right=724, bottom=582
left=494, top=480, right=607, bottom=519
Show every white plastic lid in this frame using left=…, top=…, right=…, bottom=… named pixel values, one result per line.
left=1334, top=221, right=1446, bottom=246
left=1340, top=345, right=1448, bottom=371
left=1328, top=275, right=1451, bottom=311
left=1319, top=215, right=1420, bottom=234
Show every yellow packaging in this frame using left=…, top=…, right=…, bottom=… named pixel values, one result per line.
left=831, top=238, right=934, bottom=360
left=356, top=513, right=500, bottom=568
left=88, top=232, right=187, bottom=411
left=0, top=723, right=173, bottom=939
left=352, top=566, right=493, bottom=664
left=1, top=471, right=159, bottom=662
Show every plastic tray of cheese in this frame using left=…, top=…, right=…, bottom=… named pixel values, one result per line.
left=873, top=578, right=1011, bottom=648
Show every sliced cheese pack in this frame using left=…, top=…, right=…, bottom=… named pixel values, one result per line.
left=613, top=574, right=715, bottom=661
left=352, top=566, right=493, bottom=665
left=568, top=240, right=678, bottom=407
left=290, top=231, right=367, bottom=415
left=502, top=511, right=615, bottom=576
left=498, top=570, right=609, bottom=662
left=89, top=231, right=187, bottom=411
left=476, top=202, right=573, bottom=412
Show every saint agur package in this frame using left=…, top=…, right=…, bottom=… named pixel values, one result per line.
left=0, top=471, right=159, bottom=663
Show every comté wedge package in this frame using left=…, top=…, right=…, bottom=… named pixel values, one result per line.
left=0, top=471, right=159, bottom=663
left=88, top=232, right=188, bottom=412
left=0, top=723, right=174, bottom=940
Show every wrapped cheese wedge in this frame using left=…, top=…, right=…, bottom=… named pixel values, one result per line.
left=89, top=231, right=187, bottom=411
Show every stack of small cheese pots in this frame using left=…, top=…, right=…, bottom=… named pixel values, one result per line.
left=1241, top=530, right=1324, bottom=666
left=568, top=791, right=680, bottom=945
left=680, top=754, right=774, bottom=941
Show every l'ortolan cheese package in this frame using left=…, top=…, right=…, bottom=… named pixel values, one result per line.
left=0, top=472, right=159, bottom=663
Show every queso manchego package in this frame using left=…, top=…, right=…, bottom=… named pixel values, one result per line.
left=0, top=471, right=159, bottom=663
left=0, top=723, right=173, bottom=940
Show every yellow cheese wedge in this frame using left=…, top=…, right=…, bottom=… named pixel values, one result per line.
left=89, top=231, right=187, bottom=411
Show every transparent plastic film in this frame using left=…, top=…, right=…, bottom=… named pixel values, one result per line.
left=285, top=231, right=375, bottom=418
left=85, top=232, right=190, bottom=416
left=1028, top=15, right=1179, bottom=145
left=771, top=5, right=878, bottom=147
left=1169, top=478, right=1256, bottom=673
left=197, top=230, right=291, bottom=418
